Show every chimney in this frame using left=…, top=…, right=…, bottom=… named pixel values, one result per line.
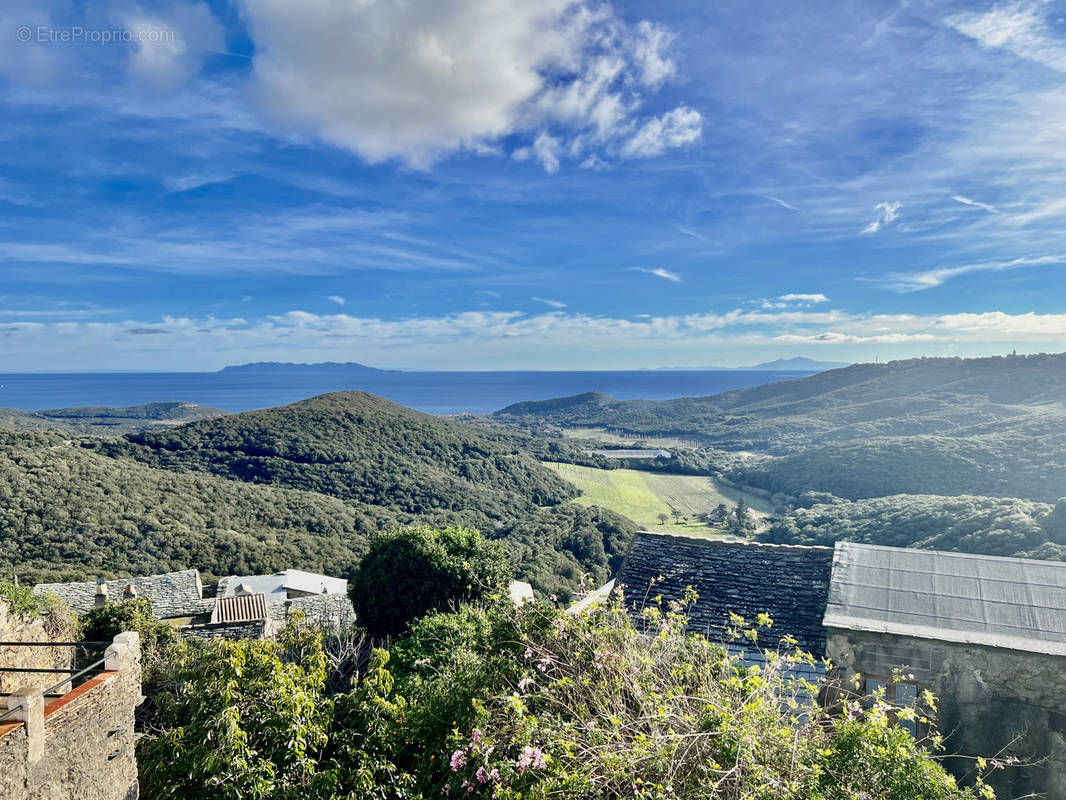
left=94, top=580, right=109, bottom=608
left=123, top=584, right=138, bottom=600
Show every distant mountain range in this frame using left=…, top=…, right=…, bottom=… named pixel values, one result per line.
left=218, top=361, right=394, bottom=373
left=658, top=357, right=850, bottom=372
left=496, top=353, right=1066, bottom=503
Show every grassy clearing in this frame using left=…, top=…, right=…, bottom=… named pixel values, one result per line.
left=544, top=462, right=772, bottom=536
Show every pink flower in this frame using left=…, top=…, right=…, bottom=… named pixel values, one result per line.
left=476, top=767, right=488, bottom=784
left=450, top=750, right=468, bottom=772
left=470, top=729, right=484, bottom=750
left=516, top=745, right=546, bottom=773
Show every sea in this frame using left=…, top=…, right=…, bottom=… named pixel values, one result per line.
left=0, top=370, right=815, bottom=416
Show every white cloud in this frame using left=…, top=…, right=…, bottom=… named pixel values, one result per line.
left=861, top=201, right=902, bottom=234
left=778, top=293, right=829, bottom=304
left=119, top=2, right=225, bottom=91
left=532, top=296, right=567, bottom=308
left=876, top=255, right=1064, bottom=292
left=632, top=267, right=681, bottom=282
left=948, top=3, right=1066, bottom=73
left=951, top=195, right=1000, bottom=214
left=630, top=20, right=677, bottom=87
left=932, top=310, right=1066, bottom=336
left=4, top=307, right=1064, bottom=371
left=621, top=106, right=702, bottom=158
left=327, top=295, right=345, bottom=306
left=237, top=0, right=700, bottom=169
left=514, top=132, right=563, bottom=173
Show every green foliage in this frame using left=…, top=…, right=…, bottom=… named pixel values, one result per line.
left=496, top=355, right=1066, bottom=502
left=312, top=649, right=417, bottom=800
left=0, top=427, right=386, bottom=583
left=139, top=619, right=332, bottom=800
left=0, top=580, right=78, bottom=638
left=137, top=597, right=988, bottom=800
left=80, top=598, right=178, bottom=683
left=761, top=493, right=1066, bottom=561
left=351, top=527, right=510, bottom=638
left=0, top=580, right=49, bottom=617
left=425, top=600, right=982, bottom=800
left=0, top=392, right=636, bottom=596
left=0, top=402, right=227, bottom=435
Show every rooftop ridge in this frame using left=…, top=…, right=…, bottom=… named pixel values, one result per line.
left=635, top=530, right=834, bottom=551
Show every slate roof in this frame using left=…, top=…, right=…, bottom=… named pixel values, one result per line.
left=34, top=570, right=207, bottom=619
left=217, top=569, right=347, bottom=600
left=210, top=592, right=270, bottom=624
left=824, top=541, right=1066, bottom=656
left=615, top=533, right=834, bottom=654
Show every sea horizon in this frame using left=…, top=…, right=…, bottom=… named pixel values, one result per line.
left=0, top=368, right=817, bottom=416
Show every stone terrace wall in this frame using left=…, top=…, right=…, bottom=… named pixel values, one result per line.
left=616, top=533, right=834, bottom=654
left=0, top=635, right=142, bottom=800
left=827, top=628, right=1066, bottom=799
left=0, top=600, right=74, bottom=693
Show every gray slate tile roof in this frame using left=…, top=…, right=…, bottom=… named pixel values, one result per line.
left=34, top=569, right=206, bottom=618
left=615, top=532, right=834, bottom=655
left=824, top=541, right=1066, bottom=656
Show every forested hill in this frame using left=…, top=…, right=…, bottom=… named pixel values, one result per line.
left=496, top=353, right=1066, bottom=451
left=0, top=401, right=228, bottom=434
left=495, top=353, right=1066, bottom=502
left=1, top=392, right=635, bottom=594
left=112, top=392, right=579, bottom=514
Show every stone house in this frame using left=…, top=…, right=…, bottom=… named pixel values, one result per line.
left=34, top=567, right=356, bottom=640
left=613, top=531, right=1066, bottom=798
left=823, top=542, right=1066, bottom=799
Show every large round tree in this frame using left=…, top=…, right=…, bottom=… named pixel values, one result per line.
left=350, top=526, right=510, bottom=638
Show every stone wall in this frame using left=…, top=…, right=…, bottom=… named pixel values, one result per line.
left=0, top=634, right=142, bottom=800
left=0, top=600, right=74, bottom=693
left=827, top=628, right=1066, bottom=798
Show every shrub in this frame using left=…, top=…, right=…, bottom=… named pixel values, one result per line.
left=80, top=598, right=178, bottom=676
left=0, top=581, right=78, bottom=639
left=138, top=619, right=331, bottom=800
left=350, top=527, right=510, bottom=638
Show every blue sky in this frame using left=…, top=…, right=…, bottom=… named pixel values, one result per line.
left=3, top=0, right=1066, bottom=370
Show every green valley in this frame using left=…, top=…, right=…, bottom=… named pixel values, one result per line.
left=543, top=461, right=770, bottom=536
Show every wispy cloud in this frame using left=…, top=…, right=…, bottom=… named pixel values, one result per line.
left=532, top=296, right=567, bottom=308
left=327, top=295, right=346, bottom=305
left=2, top=306, right=1064, bottom=371
left=760, top=195, right=800, bottom=212
left=1009, top=198, right=1066, bottom=225
left=631, top=267, right=681, bottom=282
left=947, top=3, right=1066, bottom=74
left=861, top=201, right=902, bottom=235
left=951, top=195, right=999, bottom=214
left=874, top=255, right=1065, bottom=292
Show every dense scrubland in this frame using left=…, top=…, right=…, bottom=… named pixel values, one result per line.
left=0, top=393, right=633, bottom=598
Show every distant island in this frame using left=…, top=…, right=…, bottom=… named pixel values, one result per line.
left=218, top=361, right=394, bottom=373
